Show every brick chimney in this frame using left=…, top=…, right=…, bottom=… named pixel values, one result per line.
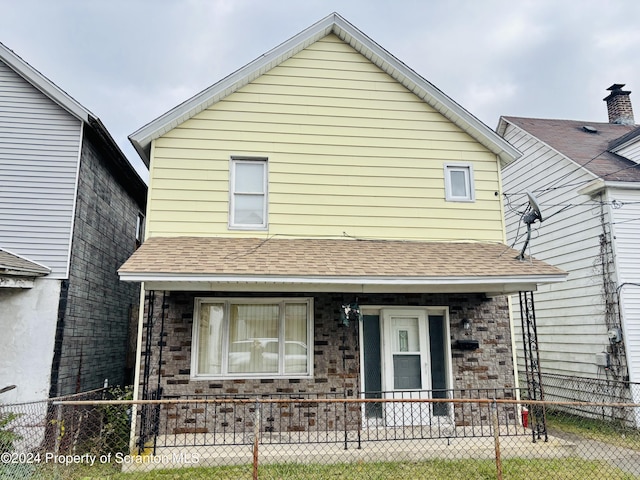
left=604, top=84, right=635, bottom=125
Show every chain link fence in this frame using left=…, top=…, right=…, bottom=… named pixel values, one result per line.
left=1, top=391, right=639, bottom=479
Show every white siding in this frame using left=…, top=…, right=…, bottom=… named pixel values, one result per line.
left=0, top=60, right=81, bottom=278
left=614, top=141, right=640, bottom=164
left=609, top=188, right=640, bottom=388
left=502, top=122, right=610, bottom=378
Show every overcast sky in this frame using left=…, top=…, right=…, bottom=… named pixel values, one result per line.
left=2, top=0, right=639, bottom=181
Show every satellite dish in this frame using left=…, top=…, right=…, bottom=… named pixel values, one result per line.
left=523, top=191, right=543, bottom=224
left=517, top=191, right=543, bottom=260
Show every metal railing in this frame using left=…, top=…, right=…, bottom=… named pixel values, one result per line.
left=152, top=388, right=525, bottom=449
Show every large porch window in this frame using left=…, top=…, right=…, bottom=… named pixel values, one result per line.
left=192, top=297, right=313, bottom=378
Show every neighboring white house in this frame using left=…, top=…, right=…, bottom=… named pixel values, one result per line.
left=0, top=41, right=146, bottom=403
left=498, top=84, right=640, bottom=410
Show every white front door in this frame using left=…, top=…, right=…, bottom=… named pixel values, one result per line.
left=382, top=309, right=431, bottom=426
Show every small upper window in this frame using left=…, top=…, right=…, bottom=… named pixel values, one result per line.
left=135, top=212, right=145, bottom=248
left=230, top=157, right=268, bottom=229
left=444, top=164, right=474, bottom=202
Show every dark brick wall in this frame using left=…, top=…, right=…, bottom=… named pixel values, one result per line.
left=139, top=290, right=515, bottom=434
left=50, top=133, right=145, bottom=396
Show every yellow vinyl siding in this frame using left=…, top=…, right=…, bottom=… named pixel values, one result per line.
left=147, top=35, right=503, bottom=242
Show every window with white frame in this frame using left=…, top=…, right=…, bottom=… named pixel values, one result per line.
left=193, top=298, right=313, bottom=378
left=444, top=164, right=475, bottom=202
left=135, top=212, right=145, bottom=248
left=229, top=157, right=268, bottom=228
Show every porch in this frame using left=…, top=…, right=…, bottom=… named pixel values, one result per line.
left=135, top=389, right=533, bottom=453
left=128, top=394, right=574, bottom=473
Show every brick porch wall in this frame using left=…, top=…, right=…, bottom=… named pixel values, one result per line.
left=138, top=291, right=515, bottom=435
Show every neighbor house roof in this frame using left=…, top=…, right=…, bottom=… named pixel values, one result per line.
left=499, top=116, right=640, bottom=182
left=118, top=237, right=566, bottom=294
left=129, top=13, right=520, bottom=167
left=0, top=248, right=51, bottom=277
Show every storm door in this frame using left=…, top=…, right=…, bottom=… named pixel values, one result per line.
left=382, top=309, right=431, bottom=426
left=361, top=308, right=452, bottom=428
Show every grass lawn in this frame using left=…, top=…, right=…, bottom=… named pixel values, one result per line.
left=14, top=457, right=637, bottom=480
left=546, top=410, right=640, bottom=451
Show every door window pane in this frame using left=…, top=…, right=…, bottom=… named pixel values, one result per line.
left=393, top=355, right=422, bottom=389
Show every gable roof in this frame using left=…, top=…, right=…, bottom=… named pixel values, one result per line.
left=0, top=42, right=91, bottom=122
left=499, top=116, right=640, bottom=182
left=0, top=247, right=50, bottom=277
left=0, top=41, right=147, bottom=201
left=118, top=236, right=566, bottom=294
left=129, top=13, right=520, bottom=167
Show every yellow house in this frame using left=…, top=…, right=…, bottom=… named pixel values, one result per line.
left=119, top=13, right=565, bottom=447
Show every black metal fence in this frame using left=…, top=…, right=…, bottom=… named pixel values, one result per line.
left=151, top=388, right=523, bottom=450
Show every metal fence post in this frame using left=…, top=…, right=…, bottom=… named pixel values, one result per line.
left=53, top=402, right=62, bottom=455
left=491, top=399, right=503, bottom=480
left=253, top=397, right=260, bottom=480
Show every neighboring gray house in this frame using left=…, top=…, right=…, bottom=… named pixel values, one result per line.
left=0, top=41, right=147, bottom=402
left=499, top=85, right=640, bottom=414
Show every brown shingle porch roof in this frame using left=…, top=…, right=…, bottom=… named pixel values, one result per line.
left=119, top=236, right=565, bottom=282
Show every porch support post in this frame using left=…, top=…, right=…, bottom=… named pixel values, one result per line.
left=141, top=290, right=155, bottom=402
left=137, top=290, right=156, bottom=453
left=519, top=291, right=547, bottom=442
left=156, top=291, right=167, bottom=397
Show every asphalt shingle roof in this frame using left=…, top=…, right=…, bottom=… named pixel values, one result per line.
left=119, top=236, right=565, bottom=279
left=0, top=248, right=50, bottom=276
left=503, top=116, right=640, bottom=182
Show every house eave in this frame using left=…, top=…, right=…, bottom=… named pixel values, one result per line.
left=578, top=179, right=640, bottom=196
left=0, top=41, right=90, bottom=123
left=120, top=272, right=566, bottom=295
left=0, top=275, right=36, bottom=289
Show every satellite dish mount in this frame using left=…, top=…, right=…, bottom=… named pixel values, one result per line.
left=517, top=191, right=543, bottom=261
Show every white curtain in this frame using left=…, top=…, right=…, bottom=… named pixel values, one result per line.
left=285, top=303, right=308, bottom=373
left=198, top=304, right=224, bottom=375
left=228, top=304, right=279, bottom=374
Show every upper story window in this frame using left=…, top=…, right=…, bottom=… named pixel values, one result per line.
left=444, top=164, right=475, bottom=202
left=192, top=297, right=313, bottom=379
left=229, top=157, right=268, bottom=229
left=135, top=212, right=145, bottom=249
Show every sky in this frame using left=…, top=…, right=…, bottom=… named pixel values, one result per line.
left=2, top=0, right=640, bottom=181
